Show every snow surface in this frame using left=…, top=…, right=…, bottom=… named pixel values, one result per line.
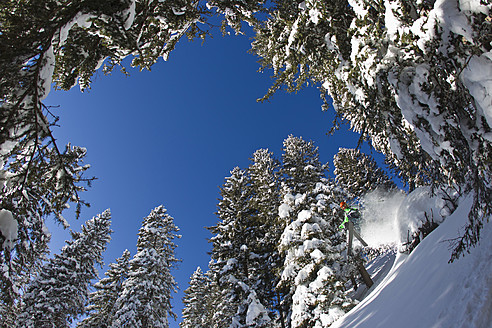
left=0, top=209, right=18, bottom=251
left=461, top=52, right=492, bottom=130
left=332, top=195, right=492, bottom=328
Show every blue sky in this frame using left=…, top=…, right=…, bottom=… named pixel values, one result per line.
left=46, top=26, right=370, bottom=326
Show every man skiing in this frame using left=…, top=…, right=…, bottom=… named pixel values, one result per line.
left=339, top=201, right=361, bottom=231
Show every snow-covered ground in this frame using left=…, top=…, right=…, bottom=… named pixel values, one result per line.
left=333, top=192, right=492, bottom=328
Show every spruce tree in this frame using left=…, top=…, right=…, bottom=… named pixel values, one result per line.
left=207, top=167, right=271, bottom=328
left=277, top=181, right=356, bottom=328
left=281, top=135, right=327, bottom=195
left=16, top=210, right=112, bottom=328
left=334, top=148, right=396, bottom=199
left=0, top=144, right=93, bottom=318
left=111, top=205, right=180, bottom=328
left=180, top=267, right=211, bottom=328
left=78, top=249, right=131, bottom=328
left=205, top=259, right=236, bottom=328
left=247, top=148, right=284, bottom=325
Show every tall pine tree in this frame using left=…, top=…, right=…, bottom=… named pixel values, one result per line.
left=180, top=267, right=211, bottom=328
left=207, top=167, right=271, bottom=328
left=277, top=136, right=356, bottom=328
left=16, top=210, right=112, bottom=328
left=78, top=249, right=131, bottom=328
left=277, top=180, right=357, bottom=328
left=0, top=144, right=92, bottom=318
left=281, top=135, right=327, bottom=195
left=247, top=148, right=284, bottom=325
left=334, top=148, right=396, bottom=199
left=111, top=205, right=180, bottom=328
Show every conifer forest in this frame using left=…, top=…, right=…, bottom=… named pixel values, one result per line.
left=1, top=1, right=491, bottom=327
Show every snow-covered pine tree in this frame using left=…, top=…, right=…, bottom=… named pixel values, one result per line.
left=16, top=210, right=112, bottom=328
left=207, top=167, right=271, bottom=328
left=276, top=136, right=357, bottom=327
left=204, top=259, right=235, bottom=328
left=277, top=180, right=357, bottom=328
left=334, top=148, right=396, bottom=199
left=206, top=0, right=267, bottom=34
left=180, top=267, right=211, bottom=328
left=281, top=135, right=327, bottom=195
left=247, top=148, right=284, bottom=325
left=77, top=249, right=131, bottom=328
left=252, top=0, right=492, bottom=259
left=111, top=205, right=180, bottom=328
left=0, top=144, right=92, bottom=319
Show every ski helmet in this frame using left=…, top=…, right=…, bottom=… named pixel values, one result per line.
left=340, top=201, right=347, bottom=209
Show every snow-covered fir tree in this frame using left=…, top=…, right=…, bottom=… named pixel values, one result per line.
left=180, top=267, right=211, bottom=328
left=16, top=210, right=112, bottom=328
left=0, top=144, right=92, bottom=319
left=281, top=135, right=327, bottom=195
left=111, top=206, right=180, bottom=328
left=277, top=180, right=357, bottom=328
left=247, top=148, right=285, bottom=325
left=206, top=0, right=267, bottom=34
left=204, top=259, right=236, bottom=328
left=334, top=148, right=396, bottom=199
left=252, top=0, right=492, bottom=259
left=78, top=249, right=131, bottom=328
left=207, top=167, right=271, bottom=328
left=277, top=137, right=357, bottom=327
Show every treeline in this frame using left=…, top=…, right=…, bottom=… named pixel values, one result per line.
left=181, top=135, right=396, bottom=328
left=3, top=206, right=180, bottom=328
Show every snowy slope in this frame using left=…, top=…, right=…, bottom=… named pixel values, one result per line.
left=332, top=195, right=492, bottom=328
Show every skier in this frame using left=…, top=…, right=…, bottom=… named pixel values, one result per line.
left=339, top=201, right=361, bottom=231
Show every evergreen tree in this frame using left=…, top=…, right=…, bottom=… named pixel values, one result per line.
left=277, top=136, right=356, bottom=327
left=78, top=249, right=131, bottom=328
left=16, top=210, right=112, bottom=328
left=111, top=205, right=180, bottom=328
left=206, top=0, right=267, bottom=34
left=207, top=167, right=271, bottom=328
left=277, top=181, right=357, bottom=328
left=0, top=144, right=93, bottom=318
left=180, top=267, right=211, bottom=328
left=247, top=148, right=284, bottom=325
left=334, top=148, right=396, bottom=199
left=252, top=0, right=492, bottom=259
left=205, top=259, right=236, bottom=328
left=281, top=135, right=327, bottom=195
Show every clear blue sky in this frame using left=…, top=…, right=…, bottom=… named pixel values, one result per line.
left=45, top=26, right=371, bottom=326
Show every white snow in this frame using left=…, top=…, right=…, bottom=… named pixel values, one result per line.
left=38, top=44, right=55, bottom=101
left=461, top=52, right=492, bottom=129
left=298, top=209, right=312, bottom=222
left=395, top=186, right=446, bottom=241
left=123, top=0, right=136, bottom=30
left=360, top=186, right=447, bottom=246
left=0, top=209, right=18, bottom=251
left=384, top=0, right=401, bottom=39
left=245, top=291, right=271, bottom=325
left=360, top=188, right=405, bottom=247
left=279, top=203, right=291, bottom=219
left=332, top=194, right=492, bottom=328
